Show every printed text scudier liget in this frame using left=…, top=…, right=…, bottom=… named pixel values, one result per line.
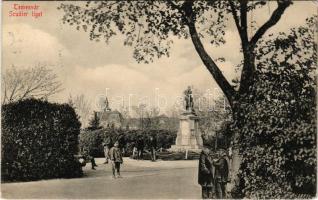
left=9, top=3, right=42, bottom=18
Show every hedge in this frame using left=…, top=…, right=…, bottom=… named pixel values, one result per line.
left=1, top=99, right=83, bottom=182
left=79, top=128, right=177, bottom=157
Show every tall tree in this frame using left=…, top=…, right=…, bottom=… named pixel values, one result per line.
left=193, top=91, right=232, bottom=137
left=88, top=111, right=102, bottom=130
left=131, top=103, right=147, bottom=129
left=58, top=0, right=292, bottom=111
left=59, top=1, right=306, bottom=196
left=2, top=65, right=62, bottom=105
left=144, top=106, right=160, bottom=130
left=69, top=94, right=92, bottom=128
left=232, top=16, right=317, bottom=198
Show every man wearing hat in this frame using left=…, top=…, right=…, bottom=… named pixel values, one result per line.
left=213, top=149, right=229, bottom=198
left=198, top=135, right=215, bottom=199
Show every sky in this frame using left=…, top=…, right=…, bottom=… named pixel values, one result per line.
left=2, top=1, right=317, bottom=115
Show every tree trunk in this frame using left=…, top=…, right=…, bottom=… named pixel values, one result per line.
left=186, top=19, right=236, bottom=108
left=228, top=147, right=242, bottom=193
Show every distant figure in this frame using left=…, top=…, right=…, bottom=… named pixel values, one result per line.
left=137, top=136, right=145, bottom=160
left=198, top=143, right=215, bottom=199
left=83, top=147, right=98, bottom=170
left=103, top=136, right=113, bottom=164
left=149, top=136, right=157, bottom=161
left=213, top=150, right=229, bottom=199
left=118, top=133, right=126, bottom=154
left=132, top=141, right=138, bottom=159
left=109, top=141, right=123, bottom=178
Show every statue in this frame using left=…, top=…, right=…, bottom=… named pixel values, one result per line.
left=184, top=86, right=194, bottom=113
left=170, top=86, right=202, bottom=151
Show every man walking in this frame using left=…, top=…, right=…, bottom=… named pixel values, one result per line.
left=103, top=136, right=112, bottom=164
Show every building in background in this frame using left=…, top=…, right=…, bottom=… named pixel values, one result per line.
left=97, top=97, right=124, bottom=129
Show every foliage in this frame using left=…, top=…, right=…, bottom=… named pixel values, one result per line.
left=233, top=17, right=317, bottom=198
left=79, top=129, right=106, bottom=157
left=68, top=94, right=91, bottom=128
left=1, top=99, right=82, bottom=182
left=87, top=111, right=102, bottom=130
left=2, top=65, right=63, bottom=105
left=58, top=2, right=316, bottom=198
left=201, top=120, right=232, bottom=151
left=58, top=1, right=292, bottom=106
left=58, top=1, right=227, bottom=63
left=131, top=104, right=161, bottom=130
left=193, top=90, right=232, bottom=136
left=79, top=128, right=177, bottom=157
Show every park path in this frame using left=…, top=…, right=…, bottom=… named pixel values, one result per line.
left=1, top=158, right=201, bottom=199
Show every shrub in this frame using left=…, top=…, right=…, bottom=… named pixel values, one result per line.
left=79, top=129, right=106, bottom=157
left=233, top=17, right=316, bottom=198
left=1, top=99, right=82, bottom=182
left=79, top=128, right=177, bottom=157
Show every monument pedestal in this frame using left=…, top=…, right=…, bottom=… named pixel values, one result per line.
left=170, top=112, right=203, bottom=152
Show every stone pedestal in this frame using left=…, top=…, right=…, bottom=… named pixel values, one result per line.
left=170, top=112, right=203, bottom=152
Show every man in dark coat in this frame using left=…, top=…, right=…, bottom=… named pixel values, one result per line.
left=213, top=150, right=229, bottom=199
left=117, top=134, right=126, bottom=154
left=137, top=136, right=144, bottom=160
left=149, top=135, right=157, bottom=161
left=198, top=146, right=215, bottom=199
left=83, top=147, right=98, bottom=170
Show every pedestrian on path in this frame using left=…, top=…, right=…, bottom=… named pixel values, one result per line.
left=149, top=135, right=157, bottom=162
left=213, top=150, right=229, bottom=199
left=131, top=141, right=138, bottom=159
left=198, top=140, right=215, bottom=199
left=137, top=135, right=144, bottom=160
left=109, top=141, right=123, bottom=178
left=103, top=136, right=113, bottom=164
left=118, top=133, right=126, bottom=154
left=83, top=147, right=98, bottom=170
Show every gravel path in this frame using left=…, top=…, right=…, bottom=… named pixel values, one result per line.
left=1, top=158, right=201, bottom=199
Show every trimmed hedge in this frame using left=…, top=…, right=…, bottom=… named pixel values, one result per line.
left=79, top=128, right=177, bottom=157
left=1, top=99, right=83, bottom=182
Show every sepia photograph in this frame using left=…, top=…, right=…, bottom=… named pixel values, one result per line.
left=1, top=0, right=317, bottom=199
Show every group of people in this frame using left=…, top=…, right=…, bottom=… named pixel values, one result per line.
left=81, top=134, right=124, bottom=178
left=198, top=145, right=231, bottom=199
left=78, top=135, right=124, bottom=177
left=131, top=135, right=157, bottom=161
left=101, top=134, right=157, bottom=178
left=84, top=133, right=231, bottom=198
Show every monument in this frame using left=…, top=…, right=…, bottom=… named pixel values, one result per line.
left=170, top=86, right=203, bottom=151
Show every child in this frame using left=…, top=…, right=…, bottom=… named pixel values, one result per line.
left=109, top=141, right=123, bottom=178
